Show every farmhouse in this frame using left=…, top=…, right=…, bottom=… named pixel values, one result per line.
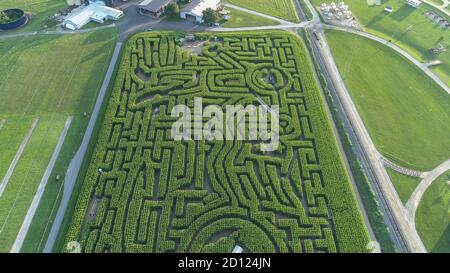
left=406, top=0, right=422, bottom=8
left=137, top=0, right=173, bottom=17
left=180, top=0, right=221, bottom=23
left=63, top=1, right=123, bottom=30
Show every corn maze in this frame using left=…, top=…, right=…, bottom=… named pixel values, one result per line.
left=65, top=31, right=369, bottom=253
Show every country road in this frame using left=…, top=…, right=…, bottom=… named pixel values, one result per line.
left=11, top=117, right=73, bottom=253
left=43, top=42, right=122, bottom=253
left=0, top=118, right=39, bottom=197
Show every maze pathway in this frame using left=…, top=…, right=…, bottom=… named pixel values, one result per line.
left=66, top=31, right=369, bottom=253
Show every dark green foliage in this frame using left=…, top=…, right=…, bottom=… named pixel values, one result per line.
left=65, top=31, right=369, bottom=253
left=164, top=3, right=180, bottom=16
left=202, top=8, right=219, bottom=24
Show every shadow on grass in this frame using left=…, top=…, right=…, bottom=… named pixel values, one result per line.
left=391, top=5, right=416, bottom=21
left=431, top=225, right=450, bottom=253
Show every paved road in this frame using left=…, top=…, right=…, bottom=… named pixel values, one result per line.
left=422, top=0, right=450, bottom=16
left=43, top=42, right=122, bottom=253
left=322, top=24, right=450, bottom=95
left=405, top=159, right=450, bottom=222
left=0, top=117, right=39, bottom=197
left=0, top=119, right=5, bottom=131
left=292, top=0, right=379, bottom=243
left=11, top=117, right=73, bottom=253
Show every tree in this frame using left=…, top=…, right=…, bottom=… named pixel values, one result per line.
left=164, top=3, right=180, bottom=16
left=202, top=8, right=219, bottom=24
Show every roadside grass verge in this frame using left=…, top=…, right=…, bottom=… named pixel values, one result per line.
left=325, top=30, right=450, bottom=171
left=416, top=171, right=450, bottom=252
left=0, top=0, right=67, bottom=33
left=0, top=115, right=66, bottom=252
left=310, top=0, right=450, bottom=87
left=386, top=168, right=421, bottom=204
left=300, top=29, right=396, bottom=253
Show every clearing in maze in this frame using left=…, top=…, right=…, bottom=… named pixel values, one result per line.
left=65, top=31, right=370, bottom=253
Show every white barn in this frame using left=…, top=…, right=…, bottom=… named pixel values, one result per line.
left=63, top=1, right=123, bottom=30
left=180, top=0, right=221, bottom=23
left=406, top=0, right=422, bottom=8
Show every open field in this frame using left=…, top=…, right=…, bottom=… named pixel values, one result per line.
left=311, top=0, right=450, bottom=86
left=0, top=27, right=118, bottom=252
left=0, top=115, right=66, bottom=252
left=416, top=171, right=450, bottom=252
left=0, top=0, right=67, bottom=32
left=326, top=30, right=450, bottom=171
left=64, top=31, right=369, bottom=253
left=226, top=0, right=300, bottom=23
left=221, top=7, right=281, bottom=27
left=386, top=168, right=421, bottom=204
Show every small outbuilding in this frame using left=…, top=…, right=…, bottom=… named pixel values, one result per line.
left=137, top=0, right=173, bottom=17
left=63, top=1, right=123, bottom=30
left=180, top=0, right=221, bottom=23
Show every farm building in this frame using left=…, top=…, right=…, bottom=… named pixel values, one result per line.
left=406, top=0, right=422, bottom=8
left=180, top=0, right=221, bottom=23
left=63, top=1, right=123, bottom=30
left=137, top=0, right=173, bottom=17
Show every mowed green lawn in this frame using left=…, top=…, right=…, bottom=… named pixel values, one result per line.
left=326, top=30, right=450, bottom=171
left=416, top=171, right=450, bottom=252
left=0, top=28, right=118, bottom=252
left=226, top=0, right=300, bottom=23
left=311, top=0, right=450, bottom=86
left=0, top=0, right=67, bottom=32
left=0, top=115, right=66, bottom=252
left=221, top=7, right=280, bottom=27
left=386, top=168, right=421, bottom=204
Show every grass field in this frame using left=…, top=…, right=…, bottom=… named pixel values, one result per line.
left=221, top=7, right=280, bottom=27
left=64, top=31, right=369, bottom=253
left=311, top=0, right=450, bottom=87
left=0, top=28, right=118, bottom=252
left=0, top=115, right=66, bottom=252
left=386, top=168, right=421, bottom=204
left=428, top=0, right=445, bottom=6
left=326, top=30, right=450, bottom=171
left=416, top=171, right=450, bottom=252
left=0, top=0, right=67, bottom=32
left=226, top=0, right=300, bottom=23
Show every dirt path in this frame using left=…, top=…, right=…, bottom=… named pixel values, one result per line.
left=10, top=117, right=73, bottom=253
left=0, top=117, right=39, bottom=197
